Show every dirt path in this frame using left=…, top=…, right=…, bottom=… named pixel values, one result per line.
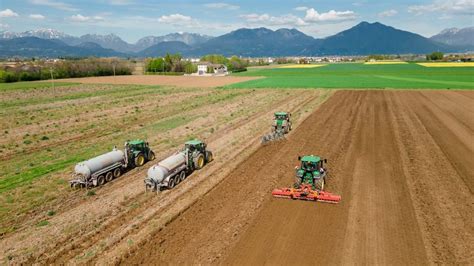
left=57, top=75, right=260, bottom=88
left=123, top=90, right=473, bottom=265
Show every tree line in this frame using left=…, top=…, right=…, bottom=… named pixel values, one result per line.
left=145, top=53, right=248, bottom=74
left=0, top=58, right=133, bottom=83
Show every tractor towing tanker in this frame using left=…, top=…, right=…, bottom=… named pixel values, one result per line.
left=70, top=139, right=155, bottom=188
left=145, top=139, right=213, bottom=192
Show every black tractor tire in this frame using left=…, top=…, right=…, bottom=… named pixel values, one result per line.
left=175, top=174, right=181, bottom=185
left=194, top=154, right=205, bottom=170
left=315, top=178, right=325, bottom=191
left=97, top=175, right=105, bottom=186
left=113, top=168, right=121, bottom=178
left=134, top=153, right=145, bottom=167
left=148, top=151, right=155, bottom=161
left=205, top=151, right=213, bottom=163
left=168, top=177, right=176, bottom=189
left=105, top=172, right=113, bottom=182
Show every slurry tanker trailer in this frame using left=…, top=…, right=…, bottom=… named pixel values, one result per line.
left=144, top=139, right=212, bottom=192
left=70, top=139, right=155, bottom=188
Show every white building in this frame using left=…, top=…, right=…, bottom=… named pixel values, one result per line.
left=195, top=62, right=228, bottom=76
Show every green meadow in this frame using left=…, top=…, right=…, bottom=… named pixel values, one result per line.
left=230, top=63, right=474, bottom=89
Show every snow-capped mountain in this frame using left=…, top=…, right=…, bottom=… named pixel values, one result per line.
left=0, top=29, right=76, bottom=42
left=430, top=27, right=474, bottom=49
left=0, top=29, right=214, bottom=53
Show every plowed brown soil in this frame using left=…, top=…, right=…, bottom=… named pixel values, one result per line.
left=57, top=75, right=260, bottom=88
left=123, top=90, right=473, bottom=265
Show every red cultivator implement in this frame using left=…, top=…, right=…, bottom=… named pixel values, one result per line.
left=272, top=184, right=341, bottom=204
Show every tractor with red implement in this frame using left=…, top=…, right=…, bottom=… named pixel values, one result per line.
left=272, top=155, right=341, bottom=204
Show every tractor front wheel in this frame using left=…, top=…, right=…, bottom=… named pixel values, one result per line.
left=148, top=151, right=155, bottom=161
left=206, top=151, right=213, bottom=163
left=135, top=153, right=145, bottom=167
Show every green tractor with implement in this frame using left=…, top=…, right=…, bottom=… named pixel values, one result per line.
left=272, top=155, right=341, bottom=203
left=262, top=111, right=292, bottom=144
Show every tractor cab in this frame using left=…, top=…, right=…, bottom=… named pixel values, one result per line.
left=126, top=139, right=155, bottom=167
left=295, top=155, right=328, bottom=190
left=185, top=139, right=206, bottom=153
left=184, top=139, right=213, bottom=170
left=274, top=112, right=290, bottom=122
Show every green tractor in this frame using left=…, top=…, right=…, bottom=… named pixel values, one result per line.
left=125, top=139, right=155, bottom=167
left=262, top=111, right=292, bottom=144
left=184, top=139, right=213, bottom=170
left=294, top=155, right=328, bottom=191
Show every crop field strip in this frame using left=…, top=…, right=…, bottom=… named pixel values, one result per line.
left=230, top=63, right=474, bottom=89
left=0, top=81, right=330, bottom=263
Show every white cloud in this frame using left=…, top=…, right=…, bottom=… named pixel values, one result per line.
left=0, top=23, right=10, bottom=29
left=158, top=13, right=193, bottom=25
left=304, top=8, right=357, bottom=22
left=30, top=0, right=78, bottom=11
left=241, top=13, right=307, bottom=27
left=70, top=14, right=104, bottom=22
left=408, top=0, right=474, bottom=15
left=294, top=6, right=309, bottom=11
left=0, top=9, right=19, bottom=18
left=108, top=0, right=134, bottom=5
left=204, top=3, right=240, bottom=10
left=378, top=9, right=398, bottom=17
left=29, top=14, right=46, bottom=19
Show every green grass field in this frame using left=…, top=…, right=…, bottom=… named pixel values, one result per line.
left=230, top=63, right=474, bottom=89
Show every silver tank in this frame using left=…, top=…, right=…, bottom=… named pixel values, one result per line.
left=147, top=152, right=186, bottom=184
left=74, top=149, right=125, bottom=179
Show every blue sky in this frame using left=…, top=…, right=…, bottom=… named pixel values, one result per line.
left=0, top=0, right=473, bottom=42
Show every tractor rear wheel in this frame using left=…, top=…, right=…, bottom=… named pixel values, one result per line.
left=195, top=154, right=205, bottom=170
left=105, top=172, right=113, bottom=182
left=135, top=153, right=145, bottom=167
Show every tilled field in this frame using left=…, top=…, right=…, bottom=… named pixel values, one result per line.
left=123, top=90, right=473, bottom=265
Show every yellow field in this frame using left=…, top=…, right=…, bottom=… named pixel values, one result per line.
left=364, top=61, right=407, bottom=65
left=278, top=64, right=326, bottom=69
left=417, top=62, right=474, bottom=67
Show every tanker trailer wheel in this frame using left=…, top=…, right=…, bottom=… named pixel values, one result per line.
left=113, top=168, right=121, bottom=178
left=168, top=177, right=176, bottom=189
left=179, top=171, right=186, bottom=182
left=105, top=172, right=113, bottom=182
left=134, top=153, right=145, bottom=167
left=97, top=175, right=105, bottom=186
left=195, top=154, right=205, bottom=170
left=175, top=174, right=181, bottom=185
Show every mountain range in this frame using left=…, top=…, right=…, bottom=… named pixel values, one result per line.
left=0, top=22, right=472, bottom=58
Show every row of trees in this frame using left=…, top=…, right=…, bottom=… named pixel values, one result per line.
left=0, top=58, right=133, bottom=83
left=145, top=53, right=248, bottom=74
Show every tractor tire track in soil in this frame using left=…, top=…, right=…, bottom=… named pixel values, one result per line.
left=123, top=90, right=473, bottom=265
